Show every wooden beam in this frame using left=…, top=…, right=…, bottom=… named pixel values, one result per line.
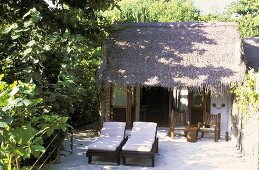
left=126, top=86, right=132, bottom=128
left=188, top=90, right=192, bottom=124
left=135, top=85, right=140, bottom=121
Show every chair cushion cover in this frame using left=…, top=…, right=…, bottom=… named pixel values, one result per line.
left=122, top=122, right=157, bottom=152
left=87, top=136, right=124, bottom=151
left=100, top=122, right=126, bottom=137
left=87, top=122, right=126, bottom=151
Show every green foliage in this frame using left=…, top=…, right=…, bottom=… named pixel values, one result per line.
left=233, top=70, right=259, bottom=115
left=0, top=1, right=115, bottom=167
left=198, top=14, right=230, bottom=22
left=228, top=0, right=259, bottom=16
left=0, top=0, right=113, bottom=127
left=103, top=0, right=200, bottom=23
left=228, top=0, right=259, bottom=37
left=0, top=75, right=69, bottom=170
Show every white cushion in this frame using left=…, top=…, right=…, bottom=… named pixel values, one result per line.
left=87, top=122, right=126, bottom=151
left=122, top=136, right=154, bottom=152
left=122, top=122, right=157, bottom=152
left=100, top=126, right=125, bottom=137
left=87, top=136, right=124, bottom=151
left=100, top=122, right=126, bottom=137
left=131, top=126, right=156, bottom=138
left=133, top=122, right=157, bottom=129
left=103, top=122, right=126, bottom=127
left=131, top=122, right=157, bottom=138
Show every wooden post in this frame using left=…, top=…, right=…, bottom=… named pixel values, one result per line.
left=188, top=90, right=192, bottom=124
left=126, top=86, right=132, bottom=128
left=177, top=89, right=181, bottom=110
left=169, top=109, right=175, bottom=138
left=135, top=85, right=140, bottom=121
left=203, top=89, right=206, bottom=120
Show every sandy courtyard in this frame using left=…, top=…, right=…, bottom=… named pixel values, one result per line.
left=45, top=127, right=257, bottom=170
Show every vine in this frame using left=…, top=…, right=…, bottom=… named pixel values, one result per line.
left=233, top=69, right=259, bottom=116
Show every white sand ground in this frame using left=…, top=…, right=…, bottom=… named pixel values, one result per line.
left=45, top=128, right=257, bottom=170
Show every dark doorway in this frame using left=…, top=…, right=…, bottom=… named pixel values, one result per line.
left=142, top=87, right=169, bottom=126
left=189, top=90, right=210, bottom=125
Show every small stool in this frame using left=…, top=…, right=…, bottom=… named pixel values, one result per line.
left=186, top=127, right=198, bottom=142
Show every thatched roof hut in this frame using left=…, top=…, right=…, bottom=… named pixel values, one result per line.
left=244, top=37, right=259, bottom=71
left=98, top=22, right=246, bottom=91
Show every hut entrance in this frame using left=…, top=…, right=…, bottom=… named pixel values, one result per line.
left=111, top=85, right=135, bottom=128
left=188, top=90, right=210, bottom=125
left=141, top=87, right=169, bottom=126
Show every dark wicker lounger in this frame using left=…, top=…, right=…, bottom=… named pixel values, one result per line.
left=86, top=122, right=127, bottom=165
left=121, top=122, right=158, bottom=167
left=87, top=136, right=128, bottom=165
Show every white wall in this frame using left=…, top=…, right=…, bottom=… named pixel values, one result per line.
left=210, top=93, right=232, bottom=137
left=179, top=89, right=189, bottom=120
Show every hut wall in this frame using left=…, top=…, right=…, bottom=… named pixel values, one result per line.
left=210, top=93, right=232, bottom=136
left=179, top=89, right=189, bottom=120
left=100, top=85, right=112, bottom=122
left=231, top=100, right=259, bottom=169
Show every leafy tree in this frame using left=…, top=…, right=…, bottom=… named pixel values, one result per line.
left=103, top=0, right=200, bottom=23
left=228, top=0, right=259, bottom=36
left=0, top=0, right=116, bottom=168
left=198, top=13, right=229, bottom=22
left=0, top=75, right=68, bottom=170
left=0, top=0, right=115, bottom=125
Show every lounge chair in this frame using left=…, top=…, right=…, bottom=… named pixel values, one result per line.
left=86, top=122, right=127, bottom=165
left=198, top=113, right=221, bottom=142
left=121, top=122, right=158, bottom=167
left=169, top=110, right=190, bottom=137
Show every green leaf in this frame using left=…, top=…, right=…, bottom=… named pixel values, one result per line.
left=46, top=128, right=54, bottom=137
left=14, top=147, right=26, bottom=156
left=27, top=40, right=36, bottom=47
left=10, top=86, right=19, bottom=96
left=61, top=125, right=67, bottom=132
left=23, top=99, right=32, bottom=106
left=31, top=145, right=45, bottom=152
left=11, top=32, right=21, bottom=40
left=9, top=98, right=23, bottom=107
left=0, top=114, right=13, bottom=128
left=12, top=124, right=37, bottom=145
left=24, top=20, right=33, bottom=28
left=23, top=48, right=32, bottom=56
left=30, top=98, right=42, bottom=106
left=0, top=122, right=8, bottom=128
left=3, top=23, right=18, bottom=34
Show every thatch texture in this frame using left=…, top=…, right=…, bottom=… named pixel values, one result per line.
left=98, top=22, right=246, bottom=91
left=244, top=37, right=259, bottom=71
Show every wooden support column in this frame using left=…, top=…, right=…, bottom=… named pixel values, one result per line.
left=168, top=89, right=173, bottom=124
left=126, top=86, right=132, bottom=128
left=99, top=84, right=112, bottom=129
left=188, top=90, right=192, bottom=124
left=169, top=109, right=175, bottom=138
left=177, top=89, right=181, bottom=110
left=135, top=85, right=140, bottom=121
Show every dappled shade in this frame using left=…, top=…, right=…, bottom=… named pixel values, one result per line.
left=98, top=22, right=246, bottom=91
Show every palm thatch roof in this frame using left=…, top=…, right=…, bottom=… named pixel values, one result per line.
left=98, top=22, right=246, bottom=91
left=244, top=37, right=259, bottom=71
